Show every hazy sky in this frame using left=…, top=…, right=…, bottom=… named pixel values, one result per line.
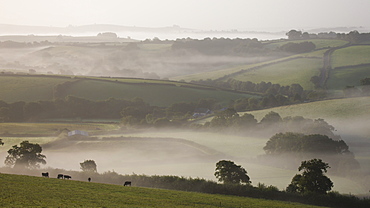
left=1, top=0, right=369, bottom=31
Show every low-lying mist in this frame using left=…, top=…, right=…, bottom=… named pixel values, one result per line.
left=0, top=42, right=276, bottom=79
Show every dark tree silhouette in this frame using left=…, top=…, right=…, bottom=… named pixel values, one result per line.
left=215, top=160, right=251, bottom=185
left=286, top=159, right=333, bottom=194
left=5, top=141, right=46, bottom=169
left=80, top=159, right=97, bottom=172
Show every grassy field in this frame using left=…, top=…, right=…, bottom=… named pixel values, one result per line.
left=331, top=45, right=370, bottom=68
left=0, top=76, right=70, bottom=102
left=232, top=58, right=321, bottom=90
left=0, top=173, right=326, bottom=208
left=0, top=122, right=118, bottom=136
left=265, top=39, right=348, bottom=50
left=62, top=79, right=257, bottom=106
left=172, top=50, right=325, bottom=82
left=327, top=65, right=370, bottom=90
left=0, top=75, right=257, bottom=106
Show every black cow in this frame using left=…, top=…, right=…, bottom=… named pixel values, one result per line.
left=57, top=174, right=64, bottom=179
left=123, top=181, right=131, bottom=186
left=63, top=175, right=71, bottom=179
left=41, top=172, right=49, bottom=177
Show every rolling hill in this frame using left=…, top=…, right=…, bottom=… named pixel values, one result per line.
left=0, top=173, right=324, bottom=208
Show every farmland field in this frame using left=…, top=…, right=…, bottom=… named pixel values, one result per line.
left=265, top=39, right=348, bottom=50
left=232, top=58, right=321, bottom=90
left=0, top=76, right=70, bottom=102
left=327, top=65, right=370, bottom=90
left=0, top=122, right=117, bottom=135
left=62, top=79, right=258, bottom=106
left=0, top=75, right=258, bottom=106
left=173, top=49, right=327, bottom=82
left=331, top=45, right=370, bottom=68
left=0, top=173, right=326, bottom=208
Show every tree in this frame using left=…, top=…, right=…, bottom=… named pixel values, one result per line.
left=4, top=141, right=46, bottom=169
left=214, top=160, right=251, bottom=185
left=286, top=159, right=333, bottom=194
left=286, top=30, right=302, bottom=40
left=260, top=111, right=282, bottom=125
left=80, top=160, right=97, bottom=172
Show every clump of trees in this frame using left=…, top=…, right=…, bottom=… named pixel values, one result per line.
left=4, top=141, right=46, bottom=169
left=287, top=159, right=333, bottom=194
left=203, top=111, right=341, bottom=139
left=262, top=132, right=360, bottom=175
left=280, top=42, right=316, bottom=53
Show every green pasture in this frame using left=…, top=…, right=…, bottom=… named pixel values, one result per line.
left=0, top=76, right=70, bottom=102
left=173, top=49, right=327, bottom=82
left=327, top=65, right=370, bottom=90
left=232, top=58, right=321, bottom=90
left=0, top=122, right=118, bottom=136
left=139, top=43, right=172, bottom=51
left=331, top=45, right=370, bottom=68
left=242, top=97, right=370, bottom=123
left=64, top=79, right=257, bottom=106
left=265, top=39, right=348, bottom=50
left=0, top=173, right=325, bottom=208
left=0, top=75, right=257, bottom=106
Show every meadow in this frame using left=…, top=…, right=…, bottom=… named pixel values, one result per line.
left=231, top=58, right=321, bottom=90
left=331, top=45, right=370, bottom=68
left=327, top=65, right=370, bottom=90
left=0, top=173, right=326, bottom=208
left=0, top=75, right=70, bottom=102
left=0, top=75, right=257, bottom=106
left=264, top=39, right=349, bottom=50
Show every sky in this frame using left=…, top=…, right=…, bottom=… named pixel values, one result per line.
left=1, top=0, right=370, bottom=31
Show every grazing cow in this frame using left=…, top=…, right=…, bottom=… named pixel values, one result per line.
left=41, top=172, right=49, bottom=177
left=63, top=175, right=72, bottom=179
left=123, top=181, right=131, bottom=186
left=57, top=174, right=64, bottom=179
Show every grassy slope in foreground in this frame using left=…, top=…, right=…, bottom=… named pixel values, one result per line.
left=0, top=174, right=325, bottom=208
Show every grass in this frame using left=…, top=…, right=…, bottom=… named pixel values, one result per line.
left=265, top=39, right=348, bottom=50
left=232, top=58, right=321, bottom=90
left=64, top=79, right=257, bottom=107
left=331, top=45, right=370, bottom=68
left=0, top=173, right=326, bottom=208
left=0, top=75, right=257, bottom=106
left=327, top=65, right=370, bottom=90
left=172, top=50, right=326, bottom=82
left=0, top=76, right=70, bottom=102
left=0, top=122, right=118, bottom=136
left=241, top=97, right=370, bottom=122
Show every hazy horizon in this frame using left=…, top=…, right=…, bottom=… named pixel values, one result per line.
left=1, top=0, right=370, bottom=32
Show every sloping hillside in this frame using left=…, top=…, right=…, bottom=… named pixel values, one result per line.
left=0, top=173, right=324, bottom=208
